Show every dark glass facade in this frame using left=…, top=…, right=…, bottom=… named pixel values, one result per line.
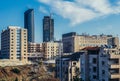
left=43, top=16, right=54, bottom=42
left=24, top=9, right=34, bottom=42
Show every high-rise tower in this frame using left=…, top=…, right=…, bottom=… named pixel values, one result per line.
left=43, top=16, right=54, bottom=42
left=24, top=9, right=34, bottom=42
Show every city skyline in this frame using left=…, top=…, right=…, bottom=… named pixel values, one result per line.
left=0, top=0, right=120, bottom=43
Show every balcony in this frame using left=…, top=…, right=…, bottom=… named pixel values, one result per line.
left=110, top=54, right=120, bottom=58
left=110, top=65, right=120, bottom=68
left=109, top=58, right=119, bottom=65
left=110, top=74, right=120, bottom=79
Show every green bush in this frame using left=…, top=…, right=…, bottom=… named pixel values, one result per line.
left=15, top=77, right=18, bottom=81
left=11, top=68, right=20, bottom=74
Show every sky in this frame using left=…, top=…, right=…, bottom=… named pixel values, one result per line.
left=0, top=0, right=120, bottom=43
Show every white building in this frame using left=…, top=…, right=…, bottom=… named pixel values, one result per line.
left=80, top=46, right=120, bottom=81
left=56, top=52, right=82, bottom=81
left=99, top=46, right=120, bottom=81
left=80, top=47, right=100, bottom=81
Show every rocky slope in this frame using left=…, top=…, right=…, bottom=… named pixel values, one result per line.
left=0, top=64, right=59, bottom=81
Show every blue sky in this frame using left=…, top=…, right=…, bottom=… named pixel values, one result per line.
left=0, top=0, right=120, bottom=43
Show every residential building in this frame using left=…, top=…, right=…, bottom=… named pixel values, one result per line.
left=107, top=37, right=119, bottom=48
left=62, top=32, right=119, bottom=53
left=80, top=46, right=120, bottom=81
left=24, top=9, right=34, bottom=42
left=28, top=42, right=43, bottom=61
left=80, top=47, right=100, bottom=81
left=43, top=16, right=54, bottom=42
left=42, top=41, right=63, bottom=60
left=56, top=52, right=82, bottom=81
left=28, top=42, right=43, bottom=53
left=99, top=46, right=120, bottom=81
left=1, top=26, right=28, bottom=63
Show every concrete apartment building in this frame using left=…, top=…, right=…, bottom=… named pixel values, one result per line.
left=99, top=46, right=120, bottom=81
left=1, top=26, right=28, bottom=64
left=80, top=47, right=100, bottom=81
left=42, top=41, right=63, bottom=60
left=56, top=52, right=82, bottom=81
left=28, top=42, right=43, bottom=61
left=28, top=42, right=43, bottom=53
left=62, top=32, right=119, bottom=53
left=80, top=46, right=120, bottom=81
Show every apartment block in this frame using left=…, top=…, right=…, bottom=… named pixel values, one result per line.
left=28, top=42, right=43, bottom=53
left=80, top=46, right=120, bottom=81
left=1, top=26, right=28, bottom=63
left=28, top=42, right=43, bottom=61
left=62, top=32, right=119, bottom=53
left=42, top=41, right=63, bottom=60
left=99, top=46, right=120, bottom=81
left=80, top=47, right=100, bottom=81
left=56, top=52, right=82, bottom=81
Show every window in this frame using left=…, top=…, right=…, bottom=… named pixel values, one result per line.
left=93, top=58, right=97, bottom=64
left=93, top=75, right=97, bottom=79
left=102, top=61, right=105, bottom=65
left=102, top=70, right=105, bottom=75
left=102, top=79, right=105, bottom=81
left=93, top=67, right=97, bottom=72
left=73, top=62, right=76, bottom=66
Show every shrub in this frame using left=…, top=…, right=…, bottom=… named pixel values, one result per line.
left=11, top=68, right=20, bottom=74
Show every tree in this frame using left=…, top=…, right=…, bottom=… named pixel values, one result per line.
left=73, top=67, right=81, bottom=81
left=15, top=77, right=18, bottom=81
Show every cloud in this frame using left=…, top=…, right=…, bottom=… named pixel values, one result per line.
left=38, top=0, right=120, bottom=26
left=39, top=6, right=49, bottom=14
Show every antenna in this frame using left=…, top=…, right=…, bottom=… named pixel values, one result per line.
left=50, top=11, right=54, bottom=18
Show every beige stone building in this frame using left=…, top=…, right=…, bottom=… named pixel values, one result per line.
left=28, top=42, right=43, bottom=53
left=28, top=42, right=43, bottom=61
left=42, top=42, right=63, bottom=59
left=1, top=26, right=28, bottom=63
left=62, top=32, right=119, bottom=53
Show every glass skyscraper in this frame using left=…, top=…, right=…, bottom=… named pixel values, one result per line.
left=24, top=9, right=34, bottom=42
left=43, top=16, right=54, bottom=42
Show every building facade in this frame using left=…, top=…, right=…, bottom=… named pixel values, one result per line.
left=28, top=42, right=43, bottom=61
left=28, top=42, right=43, bottom=53
left=1, top=26, right=28, bottom=63
left=62, top=32, right=119, bottom=53
left=80, top=46, right=120, bottom=81
left=42, top=42, right=63, bottom=59
left=99, top=46, right=120, bottom=81
left=43, top=16, right=54, bottom=42
left=24, top=9, right=34, bottom=42
left=56, top=52, right=82, bottom=81
left=80, top=47, right=100, bottom=81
